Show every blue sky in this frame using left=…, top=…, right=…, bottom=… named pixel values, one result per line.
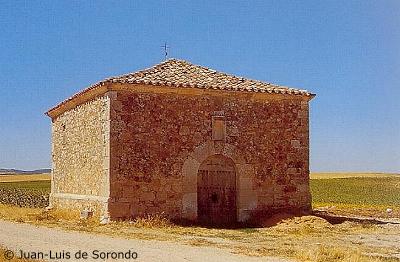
left=0, top=1, right=399, bottom=172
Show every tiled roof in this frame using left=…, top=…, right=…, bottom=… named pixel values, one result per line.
left=109, top=59, right=313, bottom=95
left=46, top=59, right=314, bottom=117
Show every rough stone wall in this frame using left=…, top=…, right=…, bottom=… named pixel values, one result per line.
left=50, top=94, right=110, bottom=217
left=108, top=85, right=311, bottom=221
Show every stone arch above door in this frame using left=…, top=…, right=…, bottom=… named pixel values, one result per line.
left=181, top=141, right=257, bottom=222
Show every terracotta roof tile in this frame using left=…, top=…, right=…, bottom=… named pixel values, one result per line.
left=46, top=59, right=315, bottom=117
left=108, top=59, right=313, bottom=96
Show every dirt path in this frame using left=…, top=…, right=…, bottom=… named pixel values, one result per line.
left=0, top=220, right=288, bottom=262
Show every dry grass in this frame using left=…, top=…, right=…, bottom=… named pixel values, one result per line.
left=0, top=204, right=84, bottom=227
left=296, top=245, right=399, bottom=262
left=0, top=204, right=44, bottom=223
left=1, top=204, right=399, bottom=261
left=0, top=174, right=50, bottom=183
left=128, top=213, right=174, bottom=228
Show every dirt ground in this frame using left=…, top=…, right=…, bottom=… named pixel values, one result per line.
left=1, top=211, right=399, bottom=262
left=0, top=220, right=288, bottom=262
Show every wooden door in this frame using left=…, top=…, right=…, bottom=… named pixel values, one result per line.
left=197, top=155, right=236, bottom=226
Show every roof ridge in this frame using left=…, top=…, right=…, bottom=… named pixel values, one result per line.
left=109, top=59, right=306, bottom=92
left=170, top=59, right=275, bottom=86
left=108, top=58, right=312, bottom=94
left=105, top=59, right=176, bottom=81
left=146, top=59, right=300, bottom=91
left=163, top=59, right=273, bottom=85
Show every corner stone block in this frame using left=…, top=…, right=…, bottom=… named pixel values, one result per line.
left=103, top=157, right=110, bottom=170
left=182, top=156, right=200, bottom=193
left=300, top=100, right=309, bottom=109
left=190, top=143, right=207, bottom=163
left=191, top=141, right=214, bottom=163
left=182, top=192, right=197, bottom=220
left=238, top=191, right=258, bottom=211
left=222, top=143, right=245, bottom=163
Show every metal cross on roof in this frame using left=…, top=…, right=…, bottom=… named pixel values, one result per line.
left=161, top=42, right=170, bottom=60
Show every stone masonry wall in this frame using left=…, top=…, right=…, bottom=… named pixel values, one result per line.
left=50, top=94, right=110, bottom=217
left=108, top=85, right=311, bottom=221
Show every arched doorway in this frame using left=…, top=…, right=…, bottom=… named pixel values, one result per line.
left=197, top=154, right=237, bottom=225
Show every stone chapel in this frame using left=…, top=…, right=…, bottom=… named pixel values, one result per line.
left=46, top=59, right=315, bottom=225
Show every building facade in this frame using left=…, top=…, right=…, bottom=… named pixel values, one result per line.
left=46, top=59, right=315, bottom=225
